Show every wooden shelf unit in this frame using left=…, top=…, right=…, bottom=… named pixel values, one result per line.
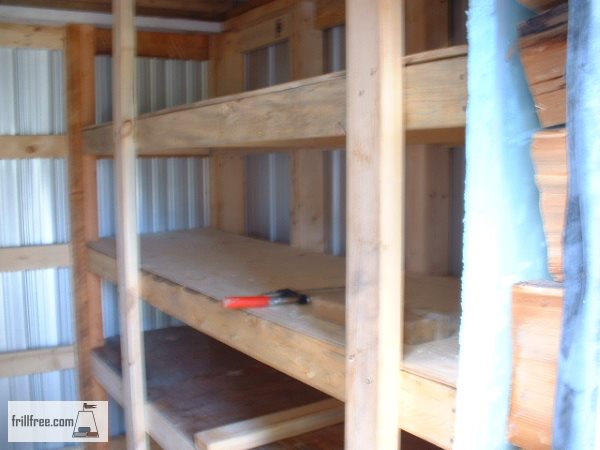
left=83, top=45, right=467, bottom=157
left=87, top=228, right=459, bottom=448
left=62, top=0, right=469, bottom=449
left=93, top=326, right=345, bottom=450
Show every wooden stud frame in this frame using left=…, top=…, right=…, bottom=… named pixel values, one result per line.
left=112, top=0, right=148, bottom=449
left=346, top=0, right=405, bottom=449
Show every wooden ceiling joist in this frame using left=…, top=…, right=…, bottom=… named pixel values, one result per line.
left=95, top=27, right=209, bottom=60
left=0, top=0, right=235, bottom=21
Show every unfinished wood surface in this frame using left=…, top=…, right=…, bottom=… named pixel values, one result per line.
left=531, top=129, right=567, bottom=281
left=111, top=1, right=147, bottom=449
left=195, top=399, right=344, bottom=450
left=509, top=281, right=564, bottom=450
left=405, top=0, right=450, bottom=54
left=290, top=0, right=325, bottom=253
left=84, top=48, right=467, bottom=156
left=224, top=0, right=296, bottom=31
left=307, top=275, right=460, bottom=346
left=65, top=25, right=107, bottom=438
left=210, top=152, right=246, bottom=233
left=0, top=135, right=67, bottom=159
left=93, top=327, right=343, bottom=450
left=0, top=244, right=71, bottom=272
left=236, top=13, right=290, bottom=52
left=0, top=23, right=65, bottom=49
left=519, top=4, right=567, bottom=127
left=346, top=0, right=404, bottom=449
left=314, top=0, right=344, bottom=30
left=0, top=345, right=75, bottom=377
left=86, top=238, right=458, bottom=447
left=406, top=146, right=452, bottom=274
left=94, top=28, right=209, bottom=60
left=517, top=0, right=565, bottom=12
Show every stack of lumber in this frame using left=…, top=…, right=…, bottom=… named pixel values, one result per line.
left=519, top=3, right=567, bottom=128
left=530, top=130, right=568, bottom=281
left=509, top=281, right=564, bottom=450
left=519, top=3, right=569, bottom=281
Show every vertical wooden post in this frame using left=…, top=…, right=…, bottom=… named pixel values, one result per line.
left=404, top=0, right=452, bottom=275
left=66, top=24, right=108, bottom=449
left=290, top=0, right=325, bottom=252
left=209, top=32, right=246, bottom=234
left=112, top=0, right=148, bottom=449
left=346, top=0, right=404, bottom=448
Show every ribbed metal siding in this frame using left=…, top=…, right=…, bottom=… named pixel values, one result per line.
left=0, top=48, right=76, bottom=450
left=244, top=42, right=292, bottom=243
left=323, top=26, right=346, bottom=256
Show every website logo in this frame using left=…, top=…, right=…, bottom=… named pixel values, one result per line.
left=8, top=401, right=108, bottom=442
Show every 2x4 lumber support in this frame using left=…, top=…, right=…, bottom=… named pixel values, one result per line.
left=95, top=28, right=209, bottom=60
left=0, top=23, right=65, bottom=49
left=0, top=244, right=71, bottom=272
left=112, top=1, right=148, bottom=449
left=0, top=135, right=67, bottom=159
left=0, top=345, right=75, bottom=378
left=194, top=399, right=344, bottom=450
left=346, top=0, right=404, bottom=449
left=66, top=24, right=107, bottom=447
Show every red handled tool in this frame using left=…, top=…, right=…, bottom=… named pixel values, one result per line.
left=222, top=288, right=309, bottom=309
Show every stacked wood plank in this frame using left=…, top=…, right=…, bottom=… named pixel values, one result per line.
left=519, top=3, right=567, bottom=128
left=530, top=129, right=568, bottom=281
left=509, top=281, right=564, bottom=450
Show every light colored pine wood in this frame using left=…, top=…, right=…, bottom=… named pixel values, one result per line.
left=94, top=28, right=209, bottom=60
left=531, top=129, right=567, bottom=281
left=66, top=27, right=107, bottom=450
left=314, top=0, right=344, bottom=30
left=517, top=0, right=565, bottom=12
left=346, top=0, right=404, bottom=448
left=509, top=281, right=564, bottom=450
left=0, top=135, right=67, bottom=159
left=86, top=239, right=458, bottom=447
left=84, top=49, right=467, bottom=156
left=0, top=345, right=75, bottom=377
left=0, top=23, right=65, bottom=49
left=290, top=0, right=325, bottom=252
left=194, top=399, right=344, bottom=450
left=519, top=4, right=567, bottom=127
left=0, top=243, right=71, bottom=271
left=111, top=1, right=147, bottom=449
left=208, top=27, right=246, bottom=236
left=406, top=146, right=451, bottom=274
left=236, top=13, right=290, bottom=53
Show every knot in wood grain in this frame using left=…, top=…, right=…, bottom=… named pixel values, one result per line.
left=120, top=119, right=133, bottom=137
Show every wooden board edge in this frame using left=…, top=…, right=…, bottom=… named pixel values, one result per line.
left=0, top=345, right=75, bottom=378
left=0, top=243, right=71, bottom=272
left=0, top=135, right=68, bottom=159
left=194, top=398, right=344, bottom=450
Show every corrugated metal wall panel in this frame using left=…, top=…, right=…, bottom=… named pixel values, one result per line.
left=323, top=26, right=347, bottom=256
left=96, top=55, right=209, bottom=334
left=0, top=48, right=65, bottom=135
left=0, top=48, right=74, bottom=449
left=244, top=42, right=292, bottom=243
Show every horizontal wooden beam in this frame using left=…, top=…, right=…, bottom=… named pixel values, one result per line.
left=0, top=345, right=75, bottom=378
left=0, top=135, right=68, bottom=158
left=315, top=0, right=344, bottom=30
left=84, top=49, right=467, bottom=156
left=194, top=399, right=344, bottom=450
left=0, top=244, right=71, bottom=272
left=0, top=23, right=65, bottom=49
left=95, top=28, right=210, bottom=60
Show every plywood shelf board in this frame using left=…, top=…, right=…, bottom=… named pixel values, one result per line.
left=87, top=230, right=459, bottom=447
left=83, top=46, right=467, bottom=155
left=93, top=326, right=344, bottom=450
